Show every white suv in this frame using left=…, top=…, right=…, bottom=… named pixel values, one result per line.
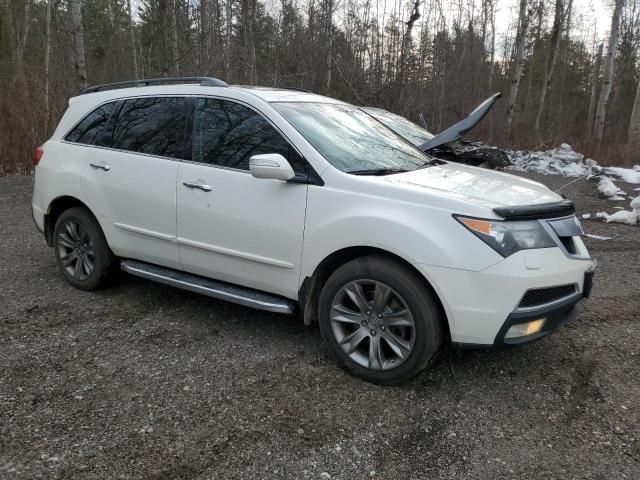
left=32, top=77, right=596, bottom=384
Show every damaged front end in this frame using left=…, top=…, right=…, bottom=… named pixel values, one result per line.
left=361, top=92, right=511, bottom=170
left=426, top=141, right=511, bottom=170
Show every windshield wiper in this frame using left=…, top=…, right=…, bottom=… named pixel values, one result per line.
left=348, top=167, right=411, bottom=176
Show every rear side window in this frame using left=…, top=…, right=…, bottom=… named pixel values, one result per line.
left=65, top=102, right=116, bottom=145
left=193, top=98, right=305, bottom=173
left=110, top=97, right=190, bottom=159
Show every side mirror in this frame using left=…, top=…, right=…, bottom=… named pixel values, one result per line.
left=249, top=154, right=295, bottom=181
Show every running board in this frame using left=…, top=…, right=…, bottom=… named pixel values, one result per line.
left=120, top=260, right=297, bottom=314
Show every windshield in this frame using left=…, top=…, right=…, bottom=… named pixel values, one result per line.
left=360, top=107, right=434, bottom=146
left=273, top=102, right=429, bottom=173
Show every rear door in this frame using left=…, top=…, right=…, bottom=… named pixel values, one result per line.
left=176, top=97, right=308, bottom=299
left=80, top=96, right=192, bottom=269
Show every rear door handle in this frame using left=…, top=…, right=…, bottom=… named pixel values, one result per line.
left=183, top=181, right=212, bottom=192
left=90, top=161, right=110, bottom=171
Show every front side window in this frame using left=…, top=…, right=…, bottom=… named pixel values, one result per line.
left=273, top=102, right=429, bottom=173
left=65, top=102, right=116, bottom=146
left=193, top=98, right=305, bottom=173
left=110, top=97, right=190, bottom=159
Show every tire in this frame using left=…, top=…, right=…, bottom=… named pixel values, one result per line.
left=318, top=255, right=443, bottom=385
left=53, top=206, right=116, bottom=290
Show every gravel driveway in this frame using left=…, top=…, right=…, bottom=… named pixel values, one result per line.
left=1, top=173, right=638, bottom=479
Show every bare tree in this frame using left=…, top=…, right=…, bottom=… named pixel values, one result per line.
left=487, top=0, right=496, bottom=92
left=398, top=0, right=421, bottom=85
left=70, top=0, right=88, bottom=90
left=12, top=0, right=31, bottom=83
left=593, top=0, right=625, bottom=155
left=586, top=42, right=603, bottom=143
left=505, top=0, right=531, bottom=136
left=534, top=0, right=564, bottom=137
left=169, top=0, right=180, bottom=74
left=324, top=0, right=334, bottom=93
left=627, top=76, right=640, bottom=153
left=44, top=0, right=53, bottom=131
left=225, top=0, right=232, bottom=77
left=127, top=0, right=138, bottom=79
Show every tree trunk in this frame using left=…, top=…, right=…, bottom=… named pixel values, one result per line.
left=127, top=0, right=138, bottom=79
left=225, top=0, right=232, bottom=78
left=44, top=0, right=53, bottom=133
left=534, top=0, right=563, bottom=137
left=593, top=0, right=625, bottom=156
left=200, top=0, right=209, bottom=69
left=487, top=0, right=495, bottom=92
left=398, top=0, right=421, bottom=85
left=586, top=42, right=603, bottom=143
left=13, top=0, right=31, bottom=84
left=504, top=0, right=529, bottom=137
left=324, top=0, right=334, bottom=94
left=627, top=76, right=640, bottom=153
left=170, top=0, right=180, bottom=74
left=70, top=0, right=88, bottom=90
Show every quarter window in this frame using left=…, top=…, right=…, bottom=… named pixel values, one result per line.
left=193, top=98, right=305, bottom=173
left=65, top=102, right=116, bottom=146
left=111, top=97, right=190, bottom=159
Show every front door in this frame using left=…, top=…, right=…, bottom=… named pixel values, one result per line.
left=81, top=96, right=191, bottom=269
left=176, top=97, right=309, bottom=299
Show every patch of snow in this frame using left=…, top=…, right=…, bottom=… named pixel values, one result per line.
left=605, top=166, right=640, bottom=184
left=604, top=210, right=638, bottom=225
left=597, top=208, right=639, bottom=226
left=630, top=196, right=640, bottom=212
left=597, top=176, right=626, bottom=199
left=581, top=213, right=591, bottom=219
left=508, top=144, right=601, bottom=177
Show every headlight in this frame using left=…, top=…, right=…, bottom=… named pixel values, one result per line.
left=455, top=216, right=556, bottom=257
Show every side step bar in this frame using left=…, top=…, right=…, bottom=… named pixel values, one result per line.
left=120, top=260, right=297, bottom=314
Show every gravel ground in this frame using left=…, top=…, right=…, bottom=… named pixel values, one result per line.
left=1, top=173, right=638, bottom=480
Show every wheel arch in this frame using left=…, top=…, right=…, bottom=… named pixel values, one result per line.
left=298, top=246, right=450, bottom=341
left=45, top=195, right=101, bottom=247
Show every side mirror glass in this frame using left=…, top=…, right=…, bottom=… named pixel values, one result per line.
left=249, top=154, right=295, bottom=181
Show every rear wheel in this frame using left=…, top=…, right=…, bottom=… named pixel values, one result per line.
left=53, top=207, right=116, bottom=290
left=318, top=255, right=443, bottom=385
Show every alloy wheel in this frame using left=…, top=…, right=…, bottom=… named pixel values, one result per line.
left=330, top=279, right=416, bottom=371
left=56, top=220, right=96, bottom=281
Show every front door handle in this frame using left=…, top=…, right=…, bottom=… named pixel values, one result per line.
left=183, top=181, right=212, bottom=192
left=90, top=161, right=110, bottom=171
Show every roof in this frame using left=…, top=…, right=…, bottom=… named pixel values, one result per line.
left=232, top=86, right=346, bottom=104
left=73, top=77, right=346, bottom=105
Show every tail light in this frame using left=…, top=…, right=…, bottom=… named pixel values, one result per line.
left=34, top=146, right=44, bottom=166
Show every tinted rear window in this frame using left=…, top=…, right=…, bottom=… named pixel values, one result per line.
left=65, top=102, right=116, bottom=145
left=110, top=97, right=190, bottom=159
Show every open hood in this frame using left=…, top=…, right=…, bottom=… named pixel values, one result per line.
left=419, top=92, right=501, bottom=152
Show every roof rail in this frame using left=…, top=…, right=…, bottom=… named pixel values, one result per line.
left=81, top=77, right=228, bottom=95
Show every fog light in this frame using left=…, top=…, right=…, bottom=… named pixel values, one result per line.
left=505, top=318, right=546, bottom=339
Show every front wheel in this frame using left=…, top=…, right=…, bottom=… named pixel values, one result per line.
left=318, top=256, right=443, bottom=385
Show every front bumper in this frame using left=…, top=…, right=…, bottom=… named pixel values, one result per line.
left=417, top=247, right=596, bottom=346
